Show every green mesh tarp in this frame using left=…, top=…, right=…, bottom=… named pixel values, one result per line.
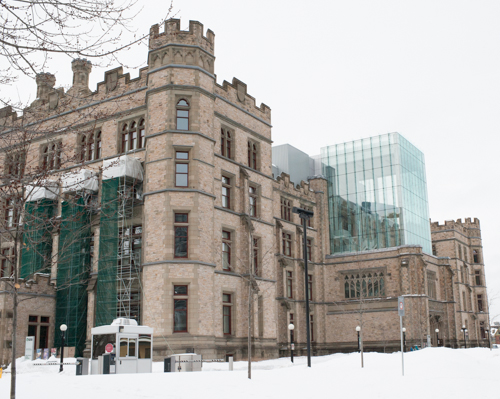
left=20, top=199, right=55, bottom=278
left=95, top=178, right=120, bottom=326
left=54, top=196, right=91, bottom=356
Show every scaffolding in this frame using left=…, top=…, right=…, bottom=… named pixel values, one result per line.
left=54, top=196, right=92, bottom=356
left=96, top=156, right=143, bottom=326
left=20, top=198, right=56, bottom=279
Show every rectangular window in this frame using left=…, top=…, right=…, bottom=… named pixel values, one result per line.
left=221, top=128, right=232, bottom=159
left=310, top=315, right=314, bottom=342
left=477, top=295, right=484, bottom=312
left=173, top=285, right=188, bottom=333
left=282, top=232, right=292, bottom=257
left=27, top=315, right=50, bottom=349
left=6, top=151, right=26, bottom=177
left=222, top=176, right=231, bottom=209
left=223, top=293, right=232, bottom=335
left=306, top=238, right=312, bottom=261
left=344, top=270, right=385, bottom=299
left=473, top=250, right=480, bottom=264
left=286, top=271, right=293, bottom=299
left=475, top=270, right=482, bottom=286
left=301, top=205, right=313, bottom=227
left=281, top=197, right=292, bottom=221
left=222, top=230, right=231, bottom=271
left=308, top=274, right=313, bottom=301
left=249, top=185, right=258, bottom=217
left=175, top=151, right=189, bottom=187
left=253, top=238, right=260, bottom=276
left=174, top=213, right=188, bottom=258
left=40, top=142, right=61, bottom=170
left=427, top=271, right=437, bottom=299
left=462, top=292, right=467, bottom=311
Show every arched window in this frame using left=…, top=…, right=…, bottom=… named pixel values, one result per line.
left=121, top=117, right=146, bottom=153
left=139, top=119, right=145, bottom=149
left=130, top=121, right=137, bottom=150
left=221, top=128, right=232, bottom=158
left=344, top=270, right=385, bottom=299
left=96, top=130, right=102, bottom=159
left=121, top=123, right=129, bottom=152
left=176, top=99, right=190, bottom=130
left=80, top=135, right=87, bottom=162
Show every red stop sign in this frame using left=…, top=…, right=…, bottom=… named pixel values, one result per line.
left=105, top=343, right=114, bottom=353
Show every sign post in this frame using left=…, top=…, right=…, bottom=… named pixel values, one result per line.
left=25, top=336, right=35, bottom=360
left=398, top=296, right=405, bottom=376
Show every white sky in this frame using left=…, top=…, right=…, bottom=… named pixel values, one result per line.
left=3, top=1, right=500, bottom=320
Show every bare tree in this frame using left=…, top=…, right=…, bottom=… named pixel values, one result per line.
left=0, top=0, right=173, bottom=86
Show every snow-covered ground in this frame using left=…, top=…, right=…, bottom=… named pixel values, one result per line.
left=1, top=348, right=499, bottom=398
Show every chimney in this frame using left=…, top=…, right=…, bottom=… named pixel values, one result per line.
left=36, top=73, right=56, bottom=101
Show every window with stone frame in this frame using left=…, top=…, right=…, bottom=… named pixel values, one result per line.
left=427, top=271, right=437, bottom=299
left=40, top=141, right=61, bottom=170
left=477, top=294, right=484, bottom=312
left=221, top=127, right=233, bottom=159
left=473, top=249, right=480, bottom=264
left=253, top=237, right=260, bottom=276
left=282, top=232, right=292, bottom=257
left=0, top=247, right=14, bottom=278
left=247, top=140, right=258, bottom=170
left=121, top=118, right=146, bottom=153
left=79, top=129, right=102, bottom=161
left=5, top=150, right=26, bottom=177
left=249, top=184, right=258, bottom=217
left=281, top=197, right=292, bottom=221
left=222, top=230, right=232, bottom=271
left=343, top=270, right=386, bottom=299
left=221, top=175, right=232, bottom=209
left=175, top=151, right=189, bottom=187
left=310, top=314, right=314, bottom=342
left=173, top=285, right=188, bottom=333
left=176, top=99, right=190, bottom=130
left=308, top=274, right=313, bottom=301
left=223, top=293, right=233, bottom=335
left=432, top=245, right=437, bottom=256
left=174, top=213, right=188, bottom=258
left=301, top=204, right=313, bottom=227
left=286, top=270, right=293, bottom=299
left=306, top=238, right=312, bottom=261
left=27, top=315, right=50, bottom=350
left=475, top=270, right=482, bottom=286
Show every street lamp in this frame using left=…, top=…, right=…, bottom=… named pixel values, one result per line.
left=356, top=326, right=361, bottom=352
left=288, top=323, right=295, bottom=363
left=402, top=327, right=406, bottom=352
left=461, top=325, right=467, bottom=349
left=435, top=328, right=439, bottom=347
left=292, top=206, right=314, bottom=368
left=59, top=324, right=67, bottom=373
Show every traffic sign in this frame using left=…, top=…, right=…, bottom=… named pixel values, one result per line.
left=105, top=343, right=114, bottom=353
left=398, top=296, right=405, bottom=316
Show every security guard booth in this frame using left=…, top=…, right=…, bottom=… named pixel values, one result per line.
left=91, top=318, right=153, bottom=374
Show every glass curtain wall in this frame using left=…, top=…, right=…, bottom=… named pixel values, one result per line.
left=321, top=133, right=432, bottom=255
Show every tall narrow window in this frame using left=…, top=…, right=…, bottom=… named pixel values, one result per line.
left=247, top=141, right=258, bottom=170
left=121, top=124, right=129, bottom=152
left=249, top=185, right=258, bottom=217
left=432, top=245, right=437, bottom=256
left=310, top=315, right=314, bottom=342
left=221, top=176, right=231, bottom=209
left=175, top=151, right=189, bottom=187
left=6, top=151, right=26, bottom=177
left=477, top=294, right=484, bottom=312
left=223, top=293, right=232, bottom=335
left=301, top=205, right=313, bottom=227
left=308, top=274, right=313, bottom=301
left=281, top=198, right=292, bottom=221
left=222, top=230, right=231, bottom=271
left=286, top=271, right=293, bottom=299
left=174, top=213, right=188, bottom=258
left=253, top=238, right=260, bottom=276
left=173, top=285, right=188, bottom=332
left=176, top=99, right=190, bottom=130
left=306, top=238, right=312, bottom=261
left=80, top=135, right=87, bottom=161
left=221, top=128, right=232, bottom=158
left=282, top=232, right=292, bottom=257
left=475, top=270, right=482, bottom=286
left=473, top=250, right=479, bottom=264
left=40, top=143, right=60, bottom=170
left=139, top=119, right=146, bottom=149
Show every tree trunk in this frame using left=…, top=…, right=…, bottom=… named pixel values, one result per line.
left=10, top=288, right=17, bottom=399
left=248, top=282, right=252, bottom=380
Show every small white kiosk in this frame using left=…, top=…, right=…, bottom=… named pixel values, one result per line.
left=91, top=318, right=153, bottom=374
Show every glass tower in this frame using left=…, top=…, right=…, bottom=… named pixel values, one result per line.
left=321, top=132, right=432, bottom=255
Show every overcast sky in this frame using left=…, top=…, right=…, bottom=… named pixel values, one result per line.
left=4, top=1, right=500, bottom=322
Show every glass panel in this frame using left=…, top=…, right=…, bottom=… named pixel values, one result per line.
left=176, top=163, right=188, bottom=173
left=175, top=214, right=188, bottom=223
left=176, top=174, right=188, bottom=187
left=120, top=338, right=128, bottom=357
left=138, top=335, right=151, bottom=359
left=177, top=118, right=189, bottom=130
left=174, top=285, right=188, bottom=295
left=128, top=339, right=136, bottom=357
left=176, top=151, right=189, bottom=160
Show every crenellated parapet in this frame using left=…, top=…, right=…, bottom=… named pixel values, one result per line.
left=275, top=172, right=314, bottom=198
left=215, top=78, right=271, bottom=123
left=430, top=217, right=481, bottom=235
left=148, top=19, right=215, bottom=74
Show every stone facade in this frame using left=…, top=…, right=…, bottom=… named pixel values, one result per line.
left=0, top=19, right=491, bottom=365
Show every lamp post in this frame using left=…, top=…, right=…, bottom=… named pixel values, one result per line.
left=356, top=326, right=361, bottom=352
left=435, top=328, right=439, bottom=347
left=461, top=325, right=467, bottom=348
left=292, top=206, right=314, bottom=368
left=59, top=324, right=67, bottom=373
left=288, top=323, right=295, bottom=363
left=402, top=327, right=406, bottom=352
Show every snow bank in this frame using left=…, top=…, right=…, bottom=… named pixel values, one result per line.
left=1, top=348, right=499, bottom=399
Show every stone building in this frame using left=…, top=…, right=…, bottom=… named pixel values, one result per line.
left=0, top=19, right=491, bottom=366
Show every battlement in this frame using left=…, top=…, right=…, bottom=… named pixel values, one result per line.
left=149, top=19, right=215, bottom=54
left=430, top=217, right=480, bottom=232
left=275, top=172, right=314, bottom=198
